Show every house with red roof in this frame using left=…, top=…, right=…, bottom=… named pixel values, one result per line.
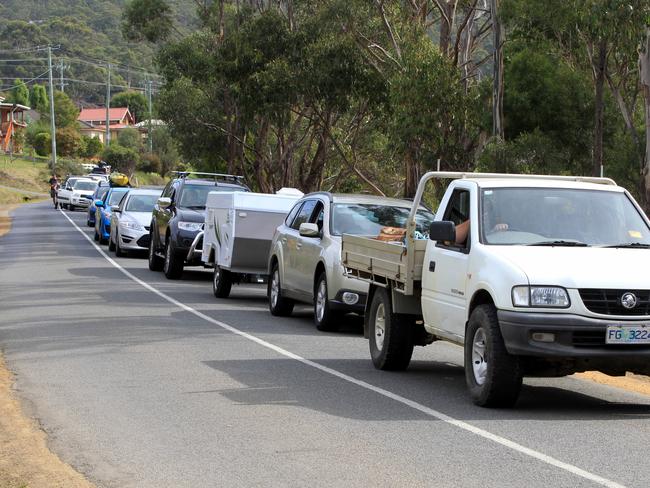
left=0, top=96, right=30, bottom=153
left=77, top=107, right=135, bottom=143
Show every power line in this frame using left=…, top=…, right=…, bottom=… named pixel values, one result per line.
left=0, top=70, right=50, bottom=90
left=0, top=58, right=48, bottom=62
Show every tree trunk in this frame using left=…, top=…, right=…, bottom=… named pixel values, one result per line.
left=437, top=1, right=458, bottom=58
left=490, top=0, right=504, bottom=140
left=640, top=27, right=650, bottom=208
left=404, top=145, right=420, bottom=198
left=593, top=39, right=607, bottom=177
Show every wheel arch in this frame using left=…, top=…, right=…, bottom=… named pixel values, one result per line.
left=313, top=261, right=327, bottom=295
left=467, top=289, right=495, bottom=330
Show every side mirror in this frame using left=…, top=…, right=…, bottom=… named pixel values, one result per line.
left=299, top=222, right=320, bottom=238
left=157, top=197, right=172, bottom=209
left=94, top=200, right=104, bottom=208
left=429, top=221, right=456, bottom=242
left=110, top=205, right=120, bottom=212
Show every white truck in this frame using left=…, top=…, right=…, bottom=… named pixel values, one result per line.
left=201, top=188, right=303, bottom=298
left=342, top=172, right=650, bottom=407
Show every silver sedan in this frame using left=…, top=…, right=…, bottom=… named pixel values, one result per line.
left=109, top=189, right=162, bottom=257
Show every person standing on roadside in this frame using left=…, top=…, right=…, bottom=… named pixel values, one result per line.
left=49, top=174, right=60, bottom=209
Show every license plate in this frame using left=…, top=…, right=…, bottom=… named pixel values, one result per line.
left=606, top=325, right=650, bottom=344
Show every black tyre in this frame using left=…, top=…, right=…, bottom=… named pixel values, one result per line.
left=368, top=287, right=414, bottom=371
left=212, top=265, right=232, bottom=298
left=115, top=231, right=126, bottom=257
left=314, top=272, right=340, bottom=332
left=108, top=229, right=116, bottom=252
left=99, top=230, right=108, bottom=245
left=163, top=237, right=184, bottom=279
left=148, top=230, right=164, bottom=271
left=268, top=262, right=294, bottom=316
left=69, top=205, right=76, bottom=211
left=93, top=229, right=99, bottom=242
left=464, top=304, right=523, bottom=408
left=86, top=219, right=93, bottom=227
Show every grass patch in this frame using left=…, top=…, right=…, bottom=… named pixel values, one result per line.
left=0, top=155, right=51, bottom=193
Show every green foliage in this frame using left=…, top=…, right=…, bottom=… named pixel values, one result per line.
left=30, top=84, right=49, bottom=114
left=102, top=144, right=139, bottom=175
left=151, top=126, right=180, bottom=175
left=81, top=136, right=103, bottom=158
left=55, top=127, right=83, bottom=157
left=33, top=132, right=51, bottom=157
left=138, top=152, right=162, bottom=173
left=122, top=0, right=174, bottom=43
left=111, top=91, right=148, bottom=122
left=53, top=91, right=79, bottom=128
left=117, top=127, right=143, bottom=151
left=9, top=79, right=30, bottom=106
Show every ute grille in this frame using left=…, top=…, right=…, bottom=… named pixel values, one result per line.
left=579, top=289, right=650, bottom=316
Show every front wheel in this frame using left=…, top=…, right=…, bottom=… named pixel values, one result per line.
left=268, top=262, right=294, bottom=316
left=163, top=238, right=184, bottom=279
left=464, top=304, right=523, bottom=408
left=212, top=265, right=232, bottom=298
left=368, top=287, right=414, bottom=371
left=314, top=273, right=340, bottom=332
left=148, top=231, right=164, bottom=271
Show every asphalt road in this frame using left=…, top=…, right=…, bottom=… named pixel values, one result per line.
left=1, top=202, right=650, bottom=488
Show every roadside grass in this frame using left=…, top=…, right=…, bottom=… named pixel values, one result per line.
left=132, top=171, right=168, bottom=187
left=0, top=155, right=51, bottom=195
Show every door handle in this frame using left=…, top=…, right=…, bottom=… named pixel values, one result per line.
left=429, top=261, right=436, bottom=272
left=296, top=243, right=302, bottom=250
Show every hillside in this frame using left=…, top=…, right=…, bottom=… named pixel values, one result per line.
left=0, top=0, right=196, bottom=103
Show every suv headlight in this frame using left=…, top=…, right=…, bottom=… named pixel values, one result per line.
left=121, top=221, right=144, bottom=231
left=512, top=286, right=570, bottom=308
left=178, top=221, right=203, bottom=231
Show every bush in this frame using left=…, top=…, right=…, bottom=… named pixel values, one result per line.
left=81, top=136, right=103, bottom=159
left=102, top=144, right=140, bottom=175
left=56, top=127, right=83, bottom=157
left=117, top=127, right=143, bottom=151
left=33, top=132, right=51, bottom=157
left=137, top=153, right=162, bottom=173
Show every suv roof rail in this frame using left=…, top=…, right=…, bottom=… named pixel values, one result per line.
left=172, top=171, right=245, bottom=184
left=418, top=171, right=617, bottom=186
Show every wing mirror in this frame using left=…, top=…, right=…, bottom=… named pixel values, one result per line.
left=110, top=205, right=120, bottom=212
left=429, top=221, right=456, bottom=242
left=299, top=223, right=320, bottom=238
left=157, top=197, right=172, bottom=209
left=94, top=200, right=104, bottom=208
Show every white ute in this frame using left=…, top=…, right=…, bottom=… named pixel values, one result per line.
left=342, top=172, right=650, bottom=407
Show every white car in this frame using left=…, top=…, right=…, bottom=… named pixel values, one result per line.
left=343, top=172, right=650, bottom=407
left=108, top=188, right=162, bottom=256
left=267, top=193, right=435, bottom=331
left=57, top=177, right=97, bottom=211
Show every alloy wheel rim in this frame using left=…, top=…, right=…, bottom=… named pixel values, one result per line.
left=472, top=328, right=488, bottom=386
left=271, top=270, right=279, bottom=307
left=374, top=303, right=386, bottom=350
left=316, top=280, right=326, bottom=322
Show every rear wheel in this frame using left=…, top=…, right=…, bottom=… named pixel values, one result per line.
left=368, top=287, right=414, bottom=371
left=268, top=262, right=294, bottom=316
left=464, top=304, right=522, bottom=408
left=163, top=237, right=184, bottom=279
left=314, top=273, right=340, bottom=332
left=212, top=265, right=232, bottom=298
left=148, top=230, right=164, bottom=271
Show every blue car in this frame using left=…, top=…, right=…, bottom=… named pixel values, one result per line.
left=94, top=187, right=130, bottom=244
left=87, top=182, right=110, bottom=227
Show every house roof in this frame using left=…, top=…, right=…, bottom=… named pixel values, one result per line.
left=0, top=102, right=30, bottom=111
left=78, top=107, right=131, bottom=122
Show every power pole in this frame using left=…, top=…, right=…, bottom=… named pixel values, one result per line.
left=147, top=78, right=153, bottom=153
left=105, top=63, right=111, bottom=145
left=47, top=46, right=57, bottom=174
left=59, top=59, right=65, bottom=92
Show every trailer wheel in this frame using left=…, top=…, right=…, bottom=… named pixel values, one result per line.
left=268, top=262, right=294, bottom=316
left=368, top=287, right=414, bottom=371
left=213, top=265, right=232, bottom=298
left=464, top=304, right=522, bottom=408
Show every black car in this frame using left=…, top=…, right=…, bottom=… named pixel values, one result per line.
left=148, top=172, right=249, bottom=279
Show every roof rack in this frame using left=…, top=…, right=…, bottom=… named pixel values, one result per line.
left=172, top=171, right=245, bottom=183
left=417, top=171, right=617, bottom=186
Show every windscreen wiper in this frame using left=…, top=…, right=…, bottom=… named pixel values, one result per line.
left=601, top=242, right=650, bottom=249
left=527, top=240, right=589, bottom=247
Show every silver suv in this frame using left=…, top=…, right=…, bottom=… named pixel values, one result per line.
left=267, top=193, right=435, bottom=331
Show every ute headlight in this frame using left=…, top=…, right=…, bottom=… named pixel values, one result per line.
left=178, top=221, right=203, bottom=231
left=512, top=286, right=570, bottom=308
left=121, top=221, right=144, bottom=231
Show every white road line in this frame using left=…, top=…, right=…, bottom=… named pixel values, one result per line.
left=60, top=210, right=625, bottom=488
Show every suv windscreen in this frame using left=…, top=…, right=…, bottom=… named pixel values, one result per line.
left=330, top=203, right=435, bottom=236
left=126, top=194, right=159, bottom=212
left=480, top=188, right=650, bottom=246
left=74, top=181, right=97, bottom=191
left=179, top=184, right=246, bottom=209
